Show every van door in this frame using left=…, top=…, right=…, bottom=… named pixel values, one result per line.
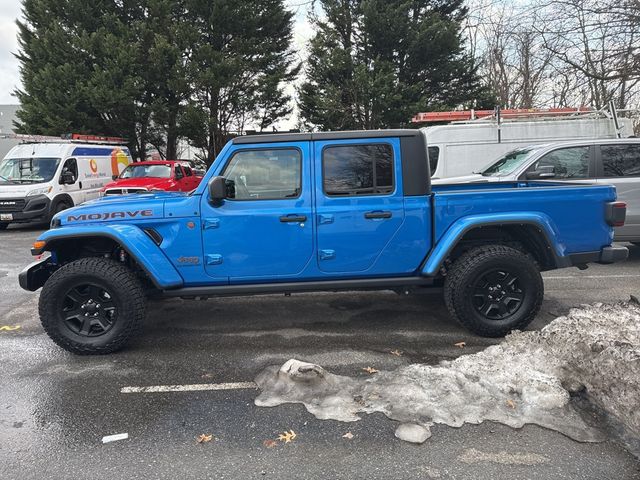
left=596, top=143, right=640, bottom=240
left=201, top=143, right=313, bottom=280
left=59, top=158, right=83, bottom=204
left=314, top=139, right=405, bottom=275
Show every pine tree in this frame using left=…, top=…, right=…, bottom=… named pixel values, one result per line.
left=15, top=0, right=297, bottom=161
left=299, top=0, right=491, bottom=130
left=182, top=0, right=299, bottom=163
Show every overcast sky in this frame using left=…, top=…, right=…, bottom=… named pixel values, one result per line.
left=0, top=1, right=311, bottom=106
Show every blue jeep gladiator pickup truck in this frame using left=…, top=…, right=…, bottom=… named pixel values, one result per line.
left=19, top=130, right=628, bottom=354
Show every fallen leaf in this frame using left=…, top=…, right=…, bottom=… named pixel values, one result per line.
left=0, top=325, right=20, bottom=332
left=196, top=434, right=213, bottom=443
left=362, top=367, right=379, bottom=374
left=506, top=399, right=516, bottom=409
left=278, top=430, right=297, bottom=443
left=390, top=349, right=403, bottom=356
left=263, top=439, right=278, bottom=448
left=454, top=341, right=466, bottom=348
left=342, top=432, right=354, bottom=439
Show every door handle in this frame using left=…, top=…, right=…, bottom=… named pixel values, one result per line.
left=364, top=211, right=392, bottom=219
left=280, top=214, right=307, bottom=223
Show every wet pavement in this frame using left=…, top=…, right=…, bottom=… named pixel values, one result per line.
left=1, top=224, right=639, bottom=480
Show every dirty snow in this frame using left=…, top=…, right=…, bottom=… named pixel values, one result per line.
left=255, top=303, right=640, bottom=453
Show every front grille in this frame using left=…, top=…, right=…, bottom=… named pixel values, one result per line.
left=0, top=199, right=26, bottom=212
left=104, top=188, right=148, bottom=195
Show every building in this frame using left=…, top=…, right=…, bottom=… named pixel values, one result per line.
left=0, top=105, right=20, bottom=159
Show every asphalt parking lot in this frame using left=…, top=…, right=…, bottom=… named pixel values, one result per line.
left=1, top=225, right=639, bottom=480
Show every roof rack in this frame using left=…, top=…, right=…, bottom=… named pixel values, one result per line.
left=1, top=133, right=128, bottom=145
left=411, top=107, right=595, bottom=124
left=63, top=133, right=128, bottom=144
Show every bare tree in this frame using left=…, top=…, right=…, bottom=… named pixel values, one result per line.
left=466, top=0, right=557, bottom=108
left=537, top=0, right=640, bottom=109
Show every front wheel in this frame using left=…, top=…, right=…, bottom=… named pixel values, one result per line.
left=39, top=258, right=146, bottom=354
left=444, top=245, right=543, bottom=337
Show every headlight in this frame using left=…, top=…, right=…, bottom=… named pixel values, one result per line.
left=26, top=186, right=53, bottom=197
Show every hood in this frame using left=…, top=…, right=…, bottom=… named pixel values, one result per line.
left=103, top=177, right=171, bottom=190
left=53, top=191, right=188, bottom=227
left=431, top=173, right=503, bottom=185
left=0, top=182, right=48, bottom=198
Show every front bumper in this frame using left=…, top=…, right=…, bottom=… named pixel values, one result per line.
left=18, top=256, right=56, bottom=292
left=567, top=245, right=629, bottom=267
left=0, top=195, right=51, bottom=224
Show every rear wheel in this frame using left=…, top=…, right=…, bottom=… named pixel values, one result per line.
left=0, top=223, right=8, bottom=230
left=444, top=245, right=543, bottom=337
left=39, top=258, right=145, bottom=354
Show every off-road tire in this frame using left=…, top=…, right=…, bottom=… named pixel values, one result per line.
left=444, top=244, right=543, bottom=337
left=39, top=257, right=145, bottom=354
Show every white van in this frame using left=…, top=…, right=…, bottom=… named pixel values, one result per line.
left=424, top=116, right=634, bottom=178
left=0, top=138, right=132, bottom=229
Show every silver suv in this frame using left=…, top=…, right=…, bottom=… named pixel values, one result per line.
left=433, top=138, right=640, bottom=243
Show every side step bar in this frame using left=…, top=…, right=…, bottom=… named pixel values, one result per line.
left=161, top=276, right=437, bottom=298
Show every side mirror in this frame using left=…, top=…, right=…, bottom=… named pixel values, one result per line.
left=112, top=174, right=119, bottom=181
left=208, top=176, right=227, bottom=206
left=526, top=165, right=556, bottom=179
left=60, top=170, right=75, bottom=185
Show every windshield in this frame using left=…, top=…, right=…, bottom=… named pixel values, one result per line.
left=0, top=157, right=61, bottom=184
left=120, top=164, right=172, bottom=179
left=481, top=148, right=539, bottom=177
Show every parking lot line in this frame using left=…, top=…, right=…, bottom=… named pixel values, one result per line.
left=121, top=382, right=257, bottom=394
left=544, top=274, right=640, bottom=280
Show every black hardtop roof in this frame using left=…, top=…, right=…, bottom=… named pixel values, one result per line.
left=232, top=129, right=422, bottom=145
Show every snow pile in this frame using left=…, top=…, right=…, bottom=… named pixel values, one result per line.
left=255, top=303, right=640, bottom=452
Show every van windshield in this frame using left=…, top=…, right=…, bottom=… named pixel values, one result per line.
left=119, top=164, right=172, bottom=179
left=0, top=157, right=61, bottom=184
left=481, top=148, right=539, bottom=177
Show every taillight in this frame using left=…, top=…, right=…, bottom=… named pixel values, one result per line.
left=606, top=201, right=626, bottom=227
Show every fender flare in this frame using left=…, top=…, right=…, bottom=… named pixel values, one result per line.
left=35, top=224, right=184, bottom=289
left=421, top=212, right=568, bottom=276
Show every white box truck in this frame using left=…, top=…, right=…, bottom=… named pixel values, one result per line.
left=418, top=109, right=635, bottom=178
left=0, top=134, right=132, bottom=229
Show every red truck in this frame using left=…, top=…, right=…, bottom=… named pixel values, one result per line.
left=101, top=160, right=203, bottom=196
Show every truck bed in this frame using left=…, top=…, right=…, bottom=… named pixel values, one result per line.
left=432, top=180, right=617, bottom=255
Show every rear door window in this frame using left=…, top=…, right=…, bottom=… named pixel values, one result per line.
left=601, top=144, right=640, bottom=177
left=323, top=144, right=394, bottom=196
left=427, top=146, right=439, bottom=175
left=525, top=146, right=591, bottom=179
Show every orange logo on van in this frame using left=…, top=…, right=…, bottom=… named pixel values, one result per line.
left=89, top=159, right=98, bottom=173
left=111, top=148, right=130, bottom=176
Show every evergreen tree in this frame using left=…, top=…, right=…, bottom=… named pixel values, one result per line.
left=182, top=0, right=299, bottom=163
left=299, top=0, right=491, bottom=130
left=15, top=0, right=297, bottom=161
